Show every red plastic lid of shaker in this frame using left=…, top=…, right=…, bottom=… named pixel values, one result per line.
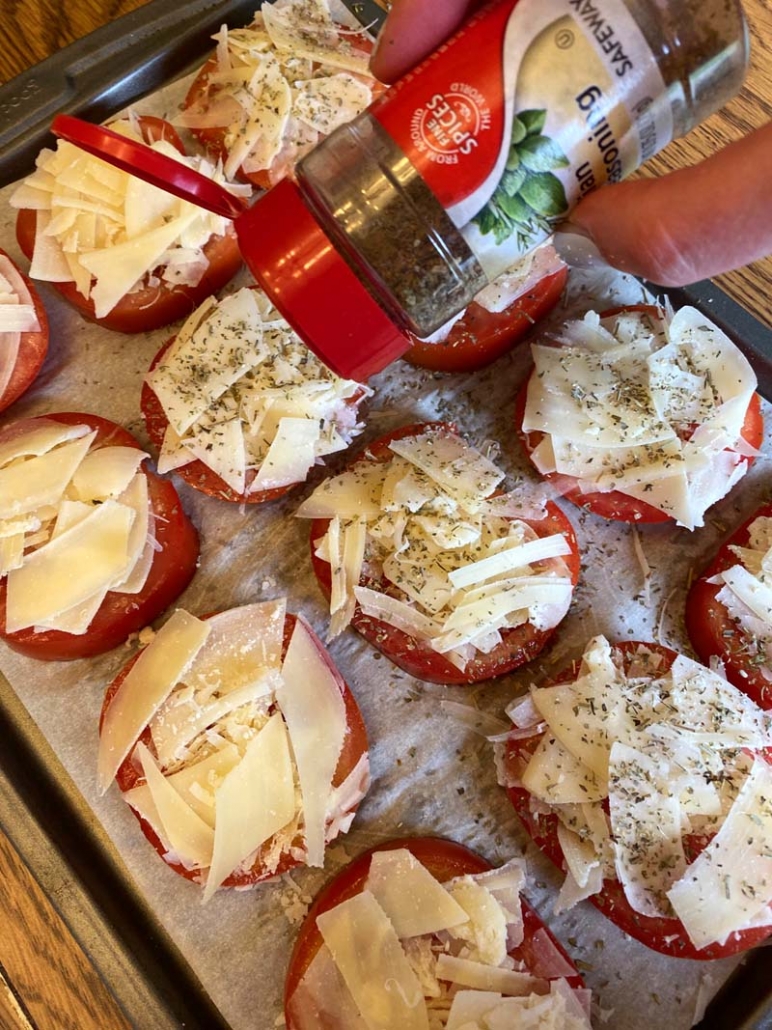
left=52, top=115, right=410, bottom=380
left=53, top=114, right=247, bottom=216
left=238, top=179, right=411, bottom=381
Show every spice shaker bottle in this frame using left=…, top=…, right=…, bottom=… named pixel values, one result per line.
left=249, top=0, right=748, bottom=375
left=53, top=0, right=748, bottom=381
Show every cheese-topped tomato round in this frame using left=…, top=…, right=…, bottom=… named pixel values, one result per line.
left=98, top=600, right=369, bottom=898
left=11, top=116, right=244, bottom=334
left=686, top=502, right=772, bottom=710
left=298, top=422, right=580, bottom=685
left=516, top=305, right=763, bottom=528
left=141, top=286, right=371, bottom=503
left=0, top=412, right=199, bottom=661
left=180, top=0, right=379, bottom=189
left=405, top=250, right=567, bottom=373
left=499, top=635, right=772, bottom=959
left=0, top=249, right=48, bottom=414
left=285, top=837, right=590, bottom=1029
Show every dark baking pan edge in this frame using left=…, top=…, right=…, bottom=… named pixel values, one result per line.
left=0, top=671, right=232, bottom=1030
left=646, top=277, right=772, bottom=402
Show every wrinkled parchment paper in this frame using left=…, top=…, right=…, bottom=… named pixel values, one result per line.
left=1, top=70, right=770, bottom=1030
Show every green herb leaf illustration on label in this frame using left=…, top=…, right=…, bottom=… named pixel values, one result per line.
left=473, top=108, right=568, bottom=248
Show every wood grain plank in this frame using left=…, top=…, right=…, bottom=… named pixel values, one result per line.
left=0, top=0, right=151, bottom=83
left=0, top=964, right=36, bottom=1030
left=0, top=829, right=133, bottom=1030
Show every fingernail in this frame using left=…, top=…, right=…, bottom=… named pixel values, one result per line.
left=552, top=222, right=608, bottom=270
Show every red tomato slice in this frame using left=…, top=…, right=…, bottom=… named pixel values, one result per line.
left=284, top=835, right=585, bottom=1025
left=309, top=421, right=581, bottom=685
left=101, top=611, right=369, bottom=888
left=515, top=305, right=764, bottom=524
left=686, top=501, right=772, bottom=709
left=504, top=639, right=772, bottom=959
left=0, top=412, right=199, bottom=661
left=141, top=331, right=369, bottom=504
left=183, top=36, right=381, bottom=190
left=14, top=117, right=243, bottom=334
left=0, top=248, right=49, bottom=414
left=405, top=266, right=568, bottom=373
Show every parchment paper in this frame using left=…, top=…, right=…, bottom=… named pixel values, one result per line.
left=1, top=73, right=770, bottom=1030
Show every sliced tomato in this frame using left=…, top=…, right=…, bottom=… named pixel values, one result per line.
left=504, top=639, right=772, bottom=959
left=284, top=835, right=585, bottom=1024
left=309, top=422, right=581, bottom=685
left=686, top=501, right=772, bottom=709
left=14, top=116, right=243, bottom=334
left=141, top=331, right=369, bottom=503
left=102, top=611, right=369, bottom=887
left=515, top=304, right=764, bottom=524
left=183, top=36, right=381, bottom=190
left=0, top=248, right=49, bottom=413
left=0, top=412, right=199, bottom=661
left=405, top=266, right=568, bottom=373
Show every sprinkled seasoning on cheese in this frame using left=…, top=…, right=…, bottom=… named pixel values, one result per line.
left=523, top=306, right=758, bottom=529
left=99, top=602, right=370, bottom=899
left=8, top=118, right=249, bottom=317
left=146, top=287, right=370, bottom=496
left=0, top=420, right=155, bottom=634
left=179, top=0, right=376, bottom=184
left=502, top=635, right=772, bottom=949
left=287, top=849, right=592, bottom=1029
left=297, top=426, right=575, bottom=670
left=712, top=515, right=772, bottom=683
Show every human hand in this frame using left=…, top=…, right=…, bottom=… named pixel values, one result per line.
left=371, top=0, right=772, bottom=287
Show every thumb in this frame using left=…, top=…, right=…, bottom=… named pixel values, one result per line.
left=568, top=123, right=772, bottom=286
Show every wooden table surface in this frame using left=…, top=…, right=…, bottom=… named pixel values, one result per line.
left=0, top=2, right=770, bottom=1029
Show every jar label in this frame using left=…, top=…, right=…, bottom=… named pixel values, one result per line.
left=372, top=0, right=671, bottom=280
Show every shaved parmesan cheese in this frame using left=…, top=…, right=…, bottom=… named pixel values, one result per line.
left=286, top=944, right=369, bottom=1030
left=294, top=847, right=588, bottom=1028
left=276, top=616, right=347, bottom=866
left=668, top=757, right=772, bottom=948
left=147, top=287, right=370, bottom=498
left=70, top=446, right=145, bottom=501
left=97, top=610, right=210, bottom=792
left=204, top=711, right=296, bottom=901
left=180, top=0, right=374, bottom=185
left=299, top=426, right=575, bottom=670
left=435, top=954, right=543, bottom=996
left=108, top=600, right=366, bottom=896
left=6, top=500, right=135, bottom=633
left=0, top=256, right=40, bottom=399
left=522, top=307, right=757, bottom=529
left=0, top=431, right=95, bottom=519
left=516, top=635, right=772, bottom=948
left=365, top=849, right=468, bottom=938
left=9, top=118, right=241, bottom=316
left=316, top=891, right=429, bottom=1029
left=136, top=741, right=215, bottom=869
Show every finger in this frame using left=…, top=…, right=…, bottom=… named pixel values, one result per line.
left=370, top=0, right=483, bottom=83
left=570, top=123, right=772, bottom=286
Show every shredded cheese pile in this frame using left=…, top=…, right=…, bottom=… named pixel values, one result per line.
left=297, top=426, right=575, bottom=670
left=288, top=849, right=592, bottom=1029
left=178, top=0, right=376, bottom=183
left=146, top=286, right=370, bottom=496
left=523, top=306, right=758, bottom=529
left=97, top=600, right=370, bottom=902
left=9, top=117, right=249, bottom=317
left=0, top=420, right=154, bottom=634
left=499, top=635, right=772, bottom=951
